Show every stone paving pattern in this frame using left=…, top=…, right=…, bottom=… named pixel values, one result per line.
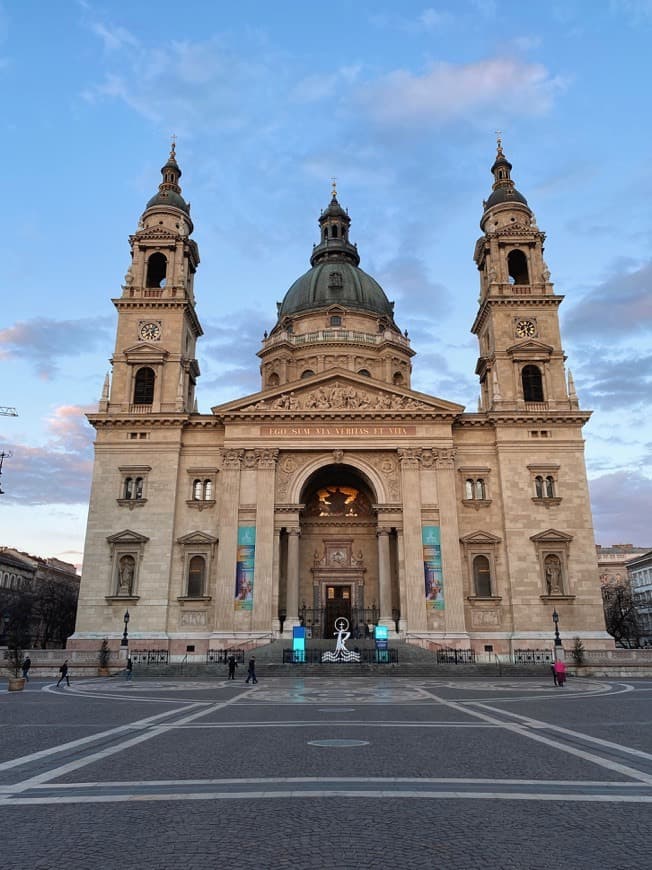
left=1, top=675, right=651, bottom=869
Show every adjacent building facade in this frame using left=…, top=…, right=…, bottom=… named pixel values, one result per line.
left=71, top=141, right=612, bottom=655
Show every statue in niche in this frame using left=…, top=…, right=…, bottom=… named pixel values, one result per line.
left=118, top=555, right=135, bottom=596
left=545, top=556, right=563, bottom=595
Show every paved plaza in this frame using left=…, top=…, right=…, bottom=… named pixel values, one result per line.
left=1, top=673, right=651, bottom=869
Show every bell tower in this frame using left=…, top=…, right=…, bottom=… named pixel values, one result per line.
left=471, top=139, right=578, bottom=413
left=101, top=143, right=202, bottom=415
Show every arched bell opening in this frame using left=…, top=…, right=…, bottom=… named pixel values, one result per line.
left=279, top=463, right=398, bottom=639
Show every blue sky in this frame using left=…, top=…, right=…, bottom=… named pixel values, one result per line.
left=0, top=0, right=651, bottom=566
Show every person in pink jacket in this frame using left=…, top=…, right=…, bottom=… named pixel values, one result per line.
left=553, top=659, right=567, bottom=687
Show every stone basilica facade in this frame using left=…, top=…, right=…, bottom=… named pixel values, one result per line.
left=71, top=141, right=611, bottom=655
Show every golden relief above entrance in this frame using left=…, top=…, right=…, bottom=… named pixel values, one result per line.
left=304, top=486, right=372, bottom=517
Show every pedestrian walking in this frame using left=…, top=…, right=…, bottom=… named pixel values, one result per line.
left=245, top=656, right=257, bottom=684
left=125, top=656, right=133, bottom=681
left=22, top=656, right=31, bottom=682
left=553, top=659, right=567, bottom=687
left=550, top=663, right=558, bottom=686
left=227, top=655, right=238, bottom=680
left=56, top=659, right=70, bottom=687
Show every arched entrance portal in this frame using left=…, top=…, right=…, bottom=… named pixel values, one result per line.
left=286, top=464, right=393, bottom=639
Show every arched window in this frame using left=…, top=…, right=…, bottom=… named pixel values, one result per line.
left=507, top=249, right=529, bottom=284
left=268, top=373, right=280, bottom=387
left=393, top=372, right=404, bottom=386
left=522, top=365, right=544, bottom=402
left=475, top=479, right=486, bottom=500
left=204, top=479, right=213, bottom=500
left=535, top=476, right=544, bottom=498
left=133, top=367, right=155, bottom=405
left=331, top=225, right=338, bottom=238
left=146, top=252, right=167, bottom=288
left=465, top=479, right=474, bottom=499
left=134, top=477, right=143, bottom=499
left=301, top=369, right=315, bottom=379
left=124, top=477, right=134, bottom=499
left=358, top=369, right=371, bottom=377
left=473, top=555, right=492, bottom=597
left=193, top=479, right=203, bottom=501
left=545, top=476, right=555, bottom=498
left=187, top=556, right=205, bottom=597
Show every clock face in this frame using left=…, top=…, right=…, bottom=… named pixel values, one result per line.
left=515, top=319, right=536, bottom=338
left=139, top=322, right=161, bottom=341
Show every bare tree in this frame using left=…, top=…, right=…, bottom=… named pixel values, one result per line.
left=602, top=582, right=642, bottom=648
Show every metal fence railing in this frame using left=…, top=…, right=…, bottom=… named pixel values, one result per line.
left=282, top=648, right=398, bottom=664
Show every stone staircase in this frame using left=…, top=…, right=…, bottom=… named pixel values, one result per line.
left=129, top=639, right=551, bottom=679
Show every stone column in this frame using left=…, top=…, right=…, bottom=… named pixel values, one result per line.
left=272, top=527, right=282, bottom=634
left=396, top=528, right=408, bottom=633
left=285, top=528, right=301, bottom=629
left=253, top=449, right=278, bottom=633
left=377, top=527, right=393, bottom=628
left=435, top=448, right=467, bottom=641
left=212, top=449, right=243, bottom=638
left=398, top=449, right=427, bottom=633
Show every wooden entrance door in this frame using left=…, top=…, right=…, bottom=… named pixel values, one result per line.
left=324, top=585, right=351, bottom=639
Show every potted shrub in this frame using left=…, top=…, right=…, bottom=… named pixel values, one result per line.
left=571, top=636, right=586, bottom=667
left=98, top=638, right=111, bottom=676
left=5, top=639, right=25, bottom=692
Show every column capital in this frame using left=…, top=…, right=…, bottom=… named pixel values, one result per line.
left=220, top=448, right=244, bottom=468
left=255, top=448, right=279, bottom=468
left=435, top=448, right=456, bottom=470
left=287, top=527, right=301, bottom=538
left=398, top=447, right=421, bottom=469
left=376, top=527, right=392, bottom=538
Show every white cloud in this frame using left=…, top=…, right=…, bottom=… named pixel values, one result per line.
left=354, top=58, right=565, bottom=126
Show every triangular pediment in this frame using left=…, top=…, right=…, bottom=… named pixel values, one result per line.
left=123, top=342, right=169, bottom=361
left=530, top=528, right=573, bottom=544
left=211, top=368, right=464, bottom=417
left=460, top=530, right=502, bottom=545
left=107, top=529, right=150, bottom=545
left=177, top=531, right=218, bottom=546
left=507, top=338, right=553, bottom=356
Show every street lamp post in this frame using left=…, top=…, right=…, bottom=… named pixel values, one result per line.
left=552, top=608, right=564, bottom=661
left=121, top=610, right=130, bottom=648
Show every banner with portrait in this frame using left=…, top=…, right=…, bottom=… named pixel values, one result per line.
left=422, top=525, right=444, bottom=610
left=235, top=525, right=256, bottom=611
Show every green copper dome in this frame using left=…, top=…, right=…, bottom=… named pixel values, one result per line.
left=279, top=261, right=394, bottom=318
left=277, top=190, right=395, bottom=320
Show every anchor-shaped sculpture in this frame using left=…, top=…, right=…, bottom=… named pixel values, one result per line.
left=321, top=617, right=361, bottom=663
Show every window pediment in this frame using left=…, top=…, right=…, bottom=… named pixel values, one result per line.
left=124, top=344, right=169, bottom=364
left=507, top=339, right=553, bottom=359
left=177, top=531, right=218, bottom=546
left=460, top=530, right=502, bottom=546
left=530, top=528, right=573, bottom=544
left=107, top=529, right=150, bottom=545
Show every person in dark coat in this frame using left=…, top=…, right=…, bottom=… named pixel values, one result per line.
left=22, top=656, right=31, bottom=681
left=227, top=655, right=238, bottom=680
left=56, top=659, right=70, bottom=687
left=245, top=656, right=257, bottom=684
left=125, top=657, right=133, bottom=681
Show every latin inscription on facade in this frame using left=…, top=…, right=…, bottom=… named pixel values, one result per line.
left=260, top=425, right=416, bottom=437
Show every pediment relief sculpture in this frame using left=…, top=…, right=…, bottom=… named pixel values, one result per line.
left=242, top=384, right=430, bottom=413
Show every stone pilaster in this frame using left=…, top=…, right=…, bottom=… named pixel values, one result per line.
left=435, top=448, right=467, bottom=639
left=212, top=449, right=243, bottom=635
left=398, top=448, right=427, bottom=632
left=253, top=449, right=278, bottom=632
